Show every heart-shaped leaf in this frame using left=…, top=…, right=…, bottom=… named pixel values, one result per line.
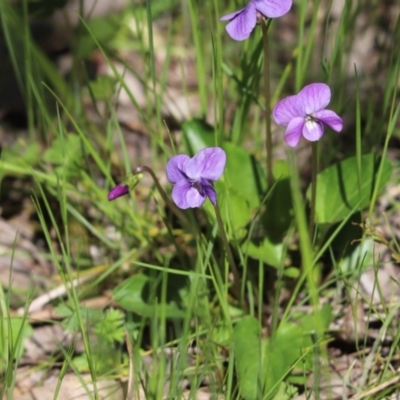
left=113, top=273, right=190, bottom=318
left=203, top=181, right=250, bottom=240
left=233, top=316, right=262, bottom=400
left=310, top=154, right=392, bottom=224
left=223, top=142, right=265, bottom=208
left=182, top=119, right=215, bottom=156
left=241, top=238, right=284, bottom=269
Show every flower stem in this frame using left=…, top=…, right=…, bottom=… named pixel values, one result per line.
left=309, top=142, right=318, bottom=242
left=214, top=202, right=241, bottom=301
left=132, top=165, right=189, bottom=225
left=260, top=18, right=273, bottom=188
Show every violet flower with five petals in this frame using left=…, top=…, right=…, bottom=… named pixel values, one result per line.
left=166, top=147, right=226, bottom=209
left=220, top=0, right=292, bottom=41
left=272, top=83, right=343, bottom=147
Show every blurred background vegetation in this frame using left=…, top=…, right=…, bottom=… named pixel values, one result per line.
left=1, top=0, right=400, bottom=399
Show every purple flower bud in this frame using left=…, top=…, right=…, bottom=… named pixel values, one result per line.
left=108, top=184, right=129, bottom=201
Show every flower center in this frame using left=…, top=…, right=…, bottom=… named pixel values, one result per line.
left=179, top=167, right=206, bottom=196
left=305, top=114, right=317, bottom=123
left=192, top=180, right=205, bottom=196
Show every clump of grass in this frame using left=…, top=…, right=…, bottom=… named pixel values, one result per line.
left=1, top=0, right=400, bottom=399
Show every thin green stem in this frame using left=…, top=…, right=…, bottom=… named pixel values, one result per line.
left=188, top=0, right=207, bottom=115
left=214, top=202, right=241, bottom=301
left=132, top=165, right=189, bottom=226
left=260, top=18, right=273, bottom=188
left=288, top=150, right=321, bottom=334
left=309, top=142, right=318, bottom=242
left=0, top=282, right=8, bottom=377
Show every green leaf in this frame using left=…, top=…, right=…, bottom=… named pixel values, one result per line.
left=322, top=213, right=363, bottom=260
left=72, top=345, right=122, bottom=375
left=233, top=316, right=262, bottom=400
left=57, top=306, right=103, bottom=332
left=311, top=154, right=392, bottom=224
left=339, top=239, right=374, bottom=273
left=262, top=306, right=333, bottom=397
left=283, top=267, right=300, bottom=278
left=88, top=76, right=117, bottom=100
left=223, top=142, right=265, bottom=208
left=272, top=382, right=299, bottom=400
left=43, top=134, right=81, bottom=164
left=2, top=139, right=41, bottom=166
left=273, top=159, right=291, bottom=180
left=203, top=181, right=250, bottom=240
left=262, top=161, right=293, bottom=241
left=113, top=273, right=190, bottom=318
left=54, top=304, right=74, bottom=318
left=263, top=322, right=310, bottom=397
left=223, top=189, right=250, bottom=232
left=241, top=237, right=284, bottom=269
left=0, top=317, right=32, bottom=371
left=182, top=119, right=215, bottom=156
left=94, top=309, right=125, bottom=343
left=211, top=324, right=231, bottom=347
left=43, top=134, right=85, bottom=178
left=77, top=14, right=121, bottom=58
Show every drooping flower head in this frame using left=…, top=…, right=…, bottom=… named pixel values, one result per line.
left=108, top=183, right=129, bottom=201
left=166, top=147, right=226, bottom=209
left=272, top=83, right=343, bottom=147
left=108, top=171, right=143, bottom=201
left=220, top=0, right=292, bottom=41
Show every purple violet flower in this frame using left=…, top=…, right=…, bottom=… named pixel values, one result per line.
left=166, top=147, right=226, bottom=209
left=272, top=83, right=343, bottom=147
left=220, top=0, right=292, bottom=41
left=108, top=183, right=129, bottom=201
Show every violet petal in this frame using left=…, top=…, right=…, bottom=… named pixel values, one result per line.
left=303, top=119, right=324, bottom=142
left=185, top=147, right=226, bottom=182
left=315, top=109, right=343, bottom=132
left=254, top=0, right=292, bottom=18
left=284, top=117, right=304, bottom=147
left=166, top=154, right=190, bottom=183
left=171, top=180, right=193, bottom=209
left=201, top=179, right=217, bottom=205
left=273, top=94, right=304, bottom=126
left=186, top=186, right=207, bottom=208
left=225, top=2, right=257, bottom=41
left=298, top=83, right=331, bottom=114
left=220, top=8, right=244, bottom=21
